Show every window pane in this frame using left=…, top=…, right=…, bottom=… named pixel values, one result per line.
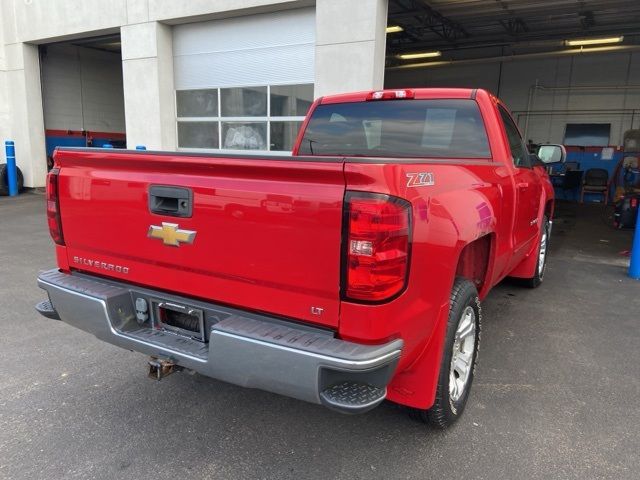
left=178, top=122, right=219, bottom=149
left=221, top=87, right=267, bottom=117
left=498, top=107, right=528, bottom=167
left=270, top=84, right=314, bottom=117
left=222, top=122, right=267, bottom=150
left=270, top=121, right=302, bottom=151
left=564, top=123, right=610, bottom=147
left=298, top=99, right=490, bottom=158
left=176, top=89, right=218, bottom=117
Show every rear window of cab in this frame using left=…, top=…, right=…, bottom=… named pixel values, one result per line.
left=299, top=99, right=491, bottom=159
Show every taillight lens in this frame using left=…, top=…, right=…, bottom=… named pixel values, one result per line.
left=46, top=168, right=65, bottom=245
left=343, top=193, right=411, bottom=302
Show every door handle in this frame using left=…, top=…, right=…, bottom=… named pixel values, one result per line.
left=516, top=182, right=529, bottom=189
left=148, top=185, right=193, bottom=217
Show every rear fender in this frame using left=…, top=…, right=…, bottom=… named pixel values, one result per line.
left=387, top=223, right=496, bottom=409
left=343, top=163, right=501, bottom=409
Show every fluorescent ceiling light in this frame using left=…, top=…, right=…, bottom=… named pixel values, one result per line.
left=398, top=51, right=442, bottom=60
left=566, top=36, right=624, bottom=46
left=386, top=25, right=404, bottom=33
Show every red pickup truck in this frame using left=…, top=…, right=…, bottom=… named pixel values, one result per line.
left=36, top=88, right=560, bottom=428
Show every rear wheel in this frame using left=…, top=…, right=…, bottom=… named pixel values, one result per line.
left=409, top=277, right=481, bottom=428
left=525, top=215, right=550, bottom=288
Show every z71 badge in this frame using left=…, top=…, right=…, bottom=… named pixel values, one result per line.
left=406, top=172, right=435, bottom=187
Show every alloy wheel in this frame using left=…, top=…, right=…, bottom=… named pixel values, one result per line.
left=449, top=306, right=476, bottom=402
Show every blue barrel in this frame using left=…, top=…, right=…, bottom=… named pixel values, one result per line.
left=629, top=207, right=640, bottom=279
left=4, top=140, right=18, bottom=196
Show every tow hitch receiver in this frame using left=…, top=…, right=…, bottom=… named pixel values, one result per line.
left=148, top=357, right=181, bottom=380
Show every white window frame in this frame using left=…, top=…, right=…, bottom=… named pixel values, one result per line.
left=175, top=84, right=311, bottom=155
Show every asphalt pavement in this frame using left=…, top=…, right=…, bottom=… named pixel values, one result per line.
left=1, top=192, right=638, bottom=480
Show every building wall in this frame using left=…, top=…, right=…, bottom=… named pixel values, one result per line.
left=314, top=0, right=387, bottom=97
left=0, top=0, right=387, bottom=188
left=0, top=14, right=8, bottom=148
left=386, top=51, right=640, bottom=146
left=7, top=0, right=313, bottom=43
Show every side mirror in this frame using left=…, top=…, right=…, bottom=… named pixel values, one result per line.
left=536, top=144, right=566, bottom=165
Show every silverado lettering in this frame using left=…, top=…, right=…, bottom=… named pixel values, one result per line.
left=37, top=88, right=557, bottom=428
left=73, top=256, right=130, bottom=274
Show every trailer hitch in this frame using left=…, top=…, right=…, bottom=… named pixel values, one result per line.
left=148, top=357, right=182, bottom=380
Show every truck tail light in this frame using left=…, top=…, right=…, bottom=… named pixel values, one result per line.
left=46, top=168, right=65, bottom=245
left=342, top=192, right=412, bottom=302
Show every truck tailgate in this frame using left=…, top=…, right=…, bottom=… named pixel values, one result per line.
left=54, top=149, right=345, bottom=327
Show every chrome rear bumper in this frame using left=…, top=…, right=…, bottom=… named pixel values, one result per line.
left=36, top=269, right=402, bottom=413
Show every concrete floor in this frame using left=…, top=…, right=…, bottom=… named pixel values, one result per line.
left=1, top=192, right=639, bottom=480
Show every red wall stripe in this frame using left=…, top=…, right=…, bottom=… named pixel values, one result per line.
left=46, top=129, right=126, bottom=140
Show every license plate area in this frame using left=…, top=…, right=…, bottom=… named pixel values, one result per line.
left=153, top=301, right=205, bottom=341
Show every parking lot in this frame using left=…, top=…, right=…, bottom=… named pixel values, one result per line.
left=1, top=192, right=639, bottom=480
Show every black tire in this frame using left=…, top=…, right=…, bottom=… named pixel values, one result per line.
left=524, top=215, right=550, bottom=288
left=0, top=163, right=25, bottom=196
left=409, top=277, right=481, bottom=428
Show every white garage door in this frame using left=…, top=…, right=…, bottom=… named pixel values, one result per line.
left=173, top=8, right=315, bottom=153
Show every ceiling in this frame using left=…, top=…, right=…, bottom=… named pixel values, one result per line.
left=70, top=34, right=122, bottom=54
left=387, top=0, right=640, bottom=64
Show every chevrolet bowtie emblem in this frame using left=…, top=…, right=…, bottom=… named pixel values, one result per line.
left=147, top=222, right=197, bottom=247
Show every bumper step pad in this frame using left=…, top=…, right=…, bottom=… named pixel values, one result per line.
left=320, top=381, right=386, bottom=413
left=35, top=300, right=60, bottom=320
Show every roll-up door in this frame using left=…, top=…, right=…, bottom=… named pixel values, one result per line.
left=173, top=8, right=315, bottom=153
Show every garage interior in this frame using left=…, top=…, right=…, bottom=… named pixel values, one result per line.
left=1, top=1, right=640, bottom=479
left=386, top=0, right=640, bottom=210
left=39, top=34, right=126, bottom=165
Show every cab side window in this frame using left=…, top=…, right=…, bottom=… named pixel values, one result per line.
left=498, top=106, right=529, bottom=168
